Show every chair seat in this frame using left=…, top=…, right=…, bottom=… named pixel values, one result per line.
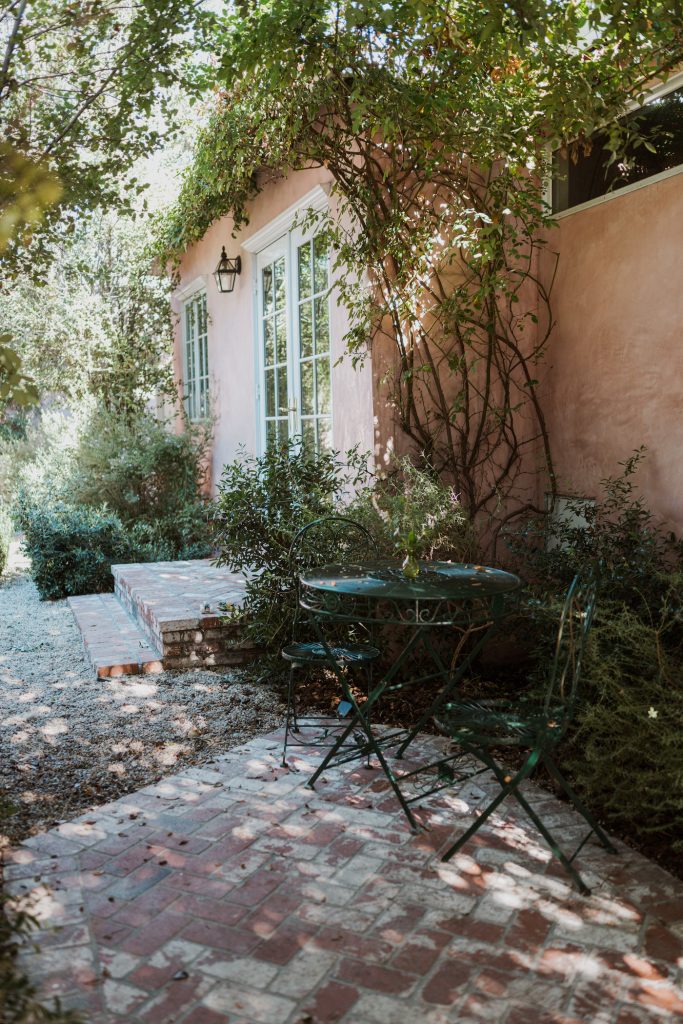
left=437, top=698, right=567, bottom=746
left=281, top=640, right=380, bottom=665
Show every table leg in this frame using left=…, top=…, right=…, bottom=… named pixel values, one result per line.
left=395, top=617, right=496, bottom=758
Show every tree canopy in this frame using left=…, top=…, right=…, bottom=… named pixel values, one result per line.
left=0, top=0, right=214, bottom=276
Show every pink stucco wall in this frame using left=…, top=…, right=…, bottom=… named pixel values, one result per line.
left=174, top=159, right=683, bottom=536
left=172, top=168, right=375, bottom=489
left=539, top=170, right=683, bottom=534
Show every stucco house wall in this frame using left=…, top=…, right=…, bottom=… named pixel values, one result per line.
left=172, top=155, right=683, bottom=536
left=539, top=168, right=683, bottom=534
left=171, top=166, right=375, bottom=489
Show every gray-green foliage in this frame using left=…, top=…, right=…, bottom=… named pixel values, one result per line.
left=0, top=211, right=175, bottom=414
left=69, top=410, right=213, bottom=560
left=567, top=597, right=683, bottom=854
left=509, top=452, right=683, bottom=860
left=0, top=0, right=215, bottom=278
left=16, top=409, right=213, bottom=599
left=348, top=457, right=478, bottom=563
left=213, top=439, right=370, bottom=649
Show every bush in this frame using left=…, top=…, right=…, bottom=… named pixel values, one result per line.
left=69, top=410, right=212, bottom=558
left=0, top=503, right=12, bottom=576
left=509, top=448, right=683, bottom=610
left=17, top=500, right=147, bottom=600
left=507, top=449, right=683, bottom=867
left=213, top=440, right=369, bottom=648
left=15, top=409, right=213, bottom=598
left=567, top=596, right=683, bottom=857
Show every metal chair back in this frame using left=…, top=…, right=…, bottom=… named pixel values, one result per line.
left=288, top=516, right=378, bottom=575
left=543, top=571, right=597, bottom=719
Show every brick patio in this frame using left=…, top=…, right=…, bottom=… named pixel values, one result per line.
left=4, top=729, right=682, bottom=1024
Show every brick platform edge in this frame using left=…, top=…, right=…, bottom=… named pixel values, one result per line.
left=70, top=560, right=258, bottom=678
left=4, top=728, right=683, bottom=1024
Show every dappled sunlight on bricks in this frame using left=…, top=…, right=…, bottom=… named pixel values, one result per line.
left=7, top=727, right=683, bottom=1023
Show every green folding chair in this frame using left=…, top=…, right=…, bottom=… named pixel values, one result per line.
left=436, top=572, right=617, bottom=894
left=281, top=516, right=381, bottom=766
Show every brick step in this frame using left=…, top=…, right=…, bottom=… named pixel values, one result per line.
left=112, top=559, right=256, bottom=670
left=68, top=593, right=163, bottom=678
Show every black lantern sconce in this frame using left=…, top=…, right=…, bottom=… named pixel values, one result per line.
left=213, top=247, right=242, bottom=293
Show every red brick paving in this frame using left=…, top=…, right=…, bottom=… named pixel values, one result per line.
left=4, top=729, right=683, bottom=1023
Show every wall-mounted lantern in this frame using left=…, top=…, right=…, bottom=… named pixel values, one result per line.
left=213, top=247, right=242, bottom=293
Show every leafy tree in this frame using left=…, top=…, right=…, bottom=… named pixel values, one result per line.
left=0, top=0, right=215, bottom=276
left=0, top=211, right=176, bottom=414
left=160, top=0, right=683, bottom=538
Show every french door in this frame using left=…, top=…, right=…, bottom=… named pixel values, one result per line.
left=256, top=229, right=331, bottom=452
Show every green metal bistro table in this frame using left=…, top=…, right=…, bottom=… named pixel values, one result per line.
left=299, top=560, right=522, bottom=831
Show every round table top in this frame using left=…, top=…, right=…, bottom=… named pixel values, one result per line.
left=300, top=560, right=522, bottom=603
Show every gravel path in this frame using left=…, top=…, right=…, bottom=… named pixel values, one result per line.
left=0, top=543, right=285, bottom=850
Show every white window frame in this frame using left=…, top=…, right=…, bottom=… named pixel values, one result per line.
left=246, top=186, right=332, bottom=454
left=181, top=288, right=209, bottom=421
left=546, top=68, right=683, bottom=219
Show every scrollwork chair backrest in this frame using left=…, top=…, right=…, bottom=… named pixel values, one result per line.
left=288, top=516, right=379, bottom=578
left=544, top=571, right=598, bottom=724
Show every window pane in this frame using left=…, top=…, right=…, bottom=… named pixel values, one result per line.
left=299, top=301, right=313, bottom=358
left=264, top=369, right=275, bottom=416
left=298, top=241, right=312, bottom=300
left=199, top=378, right=209, bottom=419
left=262, top=266, right=273, bottom=315
left=318, top=417, right=332, bottom=451
left=313, top=232, right=329, bottom=294
left=275, top=312, right=287, bottom=364
left=552, top=83, right=683, bottom=213
left=199, top=335, right=208, bottom=379
left=317, top=355, right=331, bottom=414
left=300, top=359, right=314, bottom=415
left=264, top=318, right=275, bottom=366
left=279, top=417, right=289, bottom=442
left=301, top=418, right=316, bottom=452
left=266, top=419, right=277, bottom=448
left=277, top=365, right=288, bottom=415
left=274, top=256, right=286, bottom=312
left=314, top=297, right=329, bottom=353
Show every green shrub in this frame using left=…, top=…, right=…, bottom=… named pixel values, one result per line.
left=509, top=449, right=683, bottom=612
left=0, top=503, right=12, bottom=576
left=15, top=409, right=213, bottom=598
left=17, top=500, right=149, bottom=600
left=507, top=450, right=683, bottom=865
left=69, top=410, right=212, bottom=558
left=213, top=440, right=369, bottom=648
left=566, top=596, right=683, bottom=857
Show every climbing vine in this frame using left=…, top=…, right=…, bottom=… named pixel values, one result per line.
left=157, top=0, right=683, bottom=537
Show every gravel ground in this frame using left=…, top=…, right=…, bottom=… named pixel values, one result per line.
left=0, top=541, right=285, bottom=850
